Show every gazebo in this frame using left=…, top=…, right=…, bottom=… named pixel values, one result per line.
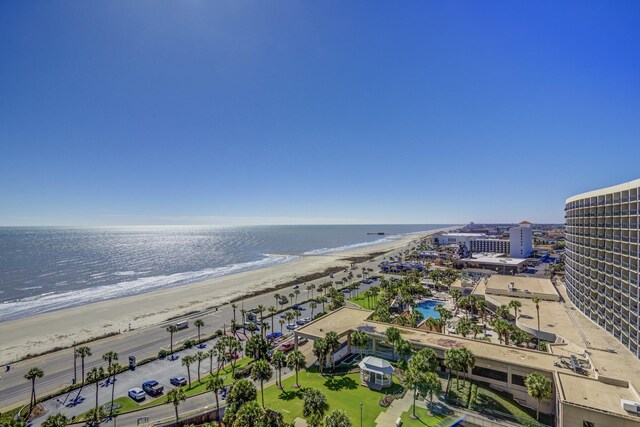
left=358, top=356, right=394, bottom=390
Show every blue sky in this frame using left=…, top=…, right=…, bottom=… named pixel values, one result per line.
left=1, top=1, right=638, bottom=226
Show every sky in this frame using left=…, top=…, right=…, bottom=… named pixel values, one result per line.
left=1, top=1, right=639, bottom=226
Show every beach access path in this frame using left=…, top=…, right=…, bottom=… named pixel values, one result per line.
left=0, top=227, right=455, bottom=412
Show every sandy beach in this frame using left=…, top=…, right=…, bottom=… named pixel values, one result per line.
left=0, top=228, right=453, bottom=363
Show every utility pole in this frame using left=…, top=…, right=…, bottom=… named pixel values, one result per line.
left=72, top=341, right=77, bottom=385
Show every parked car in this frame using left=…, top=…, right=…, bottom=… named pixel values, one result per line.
left=278, top=342, right=295, bottom=352
left=169, top=376, right=187, bottom=387
left=142, top=380, right=164, bottom=396
left=293, top=285, right=299, bottom=289
left=291, top=305, right=305, bottom=311
left=224, top=351, right=240, bottom=360
left=128, top=388, right=146, bottom=401
left=286, top=323, right=297, bottom=330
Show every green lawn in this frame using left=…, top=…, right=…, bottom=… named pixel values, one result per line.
left=349, top=294, right=376, bottom=310
left=261, top=368, right=403, bottom=425
left=400, top=410, right=457, bottom=427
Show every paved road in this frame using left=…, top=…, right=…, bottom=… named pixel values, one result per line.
left=0, top=242, right=415, bottom=412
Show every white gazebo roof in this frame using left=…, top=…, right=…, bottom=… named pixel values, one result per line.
left=358, top=356, right=394, bottom=375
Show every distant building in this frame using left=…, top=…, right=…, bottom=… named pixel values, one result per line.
left=510, top=221, right=533, bottom=258
left=433, top=222, right=533, bottom=258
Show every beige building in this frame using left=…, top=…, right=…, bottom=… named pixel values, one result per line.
left=565, top=178, right=640, bottom=359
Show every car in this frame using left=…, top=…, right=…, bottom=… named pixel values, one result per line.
left=142, top=380, right=164, bottom=396
left=286, top=323, right=297, bottom=330
left=293, top=285, right=299, bottom=289
left=291, top=305, right=305, bottom=310
left=128, top=388, right=146, bottom=401
left=224, top=351, right=240, bottom=360
left=278, top=342, right=295, bottom=352
left=169, top=376, right=187, bottom=387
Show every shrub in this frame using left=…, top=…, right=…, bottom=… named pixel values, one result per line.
left=233, top=365, right=253, bottom=379
left=158, top=349, right=168, bottom=359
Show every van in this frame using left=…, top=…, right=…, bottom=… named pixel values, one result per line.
left=176, top=321, right=189, bottom=330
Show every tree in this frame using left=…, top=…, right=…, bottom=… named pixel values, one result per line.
left=166, top=325, right=178, bottom=357
left=458, top=348, right=475, bottom=384
left=403, top=366, right=424, bottom=418
left=101, top=351, right=118, bottom=373
left=207, top=347, right=217, bottom=374
left=108, top=362, right=122, bottom=416
left=234, top=401, right=263, bottom=427
left=251, top=359, right=273, bottom=408
left=532, top=297, right=541, bottom=350
left=182, top=355, right=194, bottom=387
left=166, top=388, right=186, bottom=426
left=84, top=406, right=106, bottom=426
left=271, top=350, right=287, bottom=389
left=302, top=388, right=329, bottom=427
left=246, top=335, right=269, bottom=360
left=395, top=339, right=413, bottom=368
left=24, top=367, right=44, bottom=412
left=324, top=409, right=352, bottom=427
left=476, top=299, right=488, bottom=323
left=509, top=300, right=522, bottom=319
left=456, top=318, right=472, bottom=338
left=194, top=319, right=205, bottom=343
left=409, top=348, right=438, bottom=373
left=268, top=305, right=277, bottom=333
left=444, top=348, right=464, bottom=392
left=312, top=338, right=329, bottom=374
left=287, top=350, right=306, bottom=388
left=324, top=331, right=340, bottom=370
left=76, top=346, right=92, bottom=384
left=206, top=374, right=224, bottom=427
left=492, top=318, right=512, bottom=345
left=86, top=366, right=105, bottom=412
left=227, top=378, right=257, bottom=408
left=496, top=304, right=510, bottom=319
left=525, top=373, right=552, bottom=420
left=385, top=327, right=401, bottom=359
left=42, top=413, right=68, bottom=427
left=510, top=328, right=530, bottom=347
left=310, top=301, right=318, bottom=318
left=195, top=351, right=206, bottom=381
left=423, top=372, right=442, bottom=413
left=350, top=330, right=370, bottom=360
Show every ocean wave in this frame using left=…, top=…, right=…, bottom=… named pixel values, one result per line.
left=303, top=234, right=405, bottom=255
left=16, top=286, right=43, bottom=291
left=0, top=254, right=300, bottom=322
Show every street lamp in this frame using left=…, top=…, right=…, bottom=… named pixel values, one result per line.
left=360, top=402, right=363, bottom=427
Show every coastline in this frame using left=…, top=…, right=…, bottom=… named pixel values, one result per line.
left=0, top=227, right=455, bottom=363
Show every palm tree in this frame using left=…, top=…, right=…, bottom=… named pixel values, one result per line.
left=350, top=330, right=370, bottom=360
left=274, top=294, right=281, bottom=309
left=525, top=373, right=552, bottom=420
left=385, top=327, right=401, bottom=359
left=107, top=362, right=122, bottom=416
left=509, top=300, right=522, bottom=319
left=492, top=318, right=512, bottom=345
left=532, top=296, right=541, bottom=350
left=166, top=325, right=178, bottom=358
left=496, top=304, right=510, bottom=319
left=101, top=351, right=118, bottom=374
left=288, top=292, right=295, bottom=307
left=403, top=365, right=423, bottom=418
left=76, top=346, right=92, bottom=384
left=324, top=331, right=340, bottom=370
left=206, top=375, right=224, bottom=427
left=257, top=304, right=266, bottom=325
left=240, top=308, right=247, bottom=325
left=284, top=311, right=295, bottom=326
left=42, top=413, right=68, bottom=427
left=302, top=388, right=329, bottom=427
left=181, top=355, right=194, bottom=387
left=458, top=348, right=475, bottom=384
left=85, top=406, right=106, bottom=426
left=324, top=409, right=351, bottom=427
left=476, top=299, right=488, bottom=323
left=313, top=338, right=329, bottom=374
left=423, top=371, right=442, bottom=414
left=86, top=366, right=105, bottom=412
left=310, top=301, right=318, bottom=318
left=294, top=289, right=301, bottom=304
left=268, top=305, right=277, bottom=331
left=287, top=350, right=306, bottom=388
left=294, top=309, right=302, bottom=323
left=271, top=350, right=287, bottom=388
left=166, top=388, right=186, bottom=426
left=444, top=348, right=464, bottom=392
left=195, top=351, right=206, bottom=382
left=279, top=319, right=285, bottom=333
left=25, top=367, right=44, bottom=412
left=251, top=359, right=273, bottom=408
left=194, top=319, right=205, bottom=344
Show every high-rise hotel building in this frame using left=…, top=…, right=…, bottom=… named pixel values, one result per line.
left=565, top=178, right=640, bottom=358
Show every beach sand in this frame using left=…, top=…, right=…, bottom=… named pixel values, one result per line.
left=0, top=228, right=452, bottom=362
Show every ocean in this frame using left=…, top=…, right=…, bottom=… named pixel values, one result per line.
left=0, top=224, right=449, bottom=322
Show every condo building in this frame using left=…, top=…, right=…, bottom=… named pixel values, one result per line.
left=433, top=222, right=533, bottom=257
left=565, top=178, right=640, bottom=358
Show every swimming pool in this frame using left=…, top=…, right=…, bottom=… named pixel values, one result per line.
left=415, top=300, right=441, bottom=319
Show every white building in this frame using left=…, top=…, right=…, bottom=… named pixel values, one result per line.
left=509, top=221, right=533, bottom=258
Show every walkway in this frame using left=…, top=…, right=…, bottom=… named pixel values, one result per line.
left=374, top=389, right=413, bottom=426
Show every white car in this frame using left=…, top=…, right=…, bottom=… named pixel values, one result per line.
left=128, top=387, right=146, bottom=401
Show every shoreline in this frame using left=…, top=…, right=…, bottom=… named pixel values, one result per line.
left=0, top=227, right=456, bottom=363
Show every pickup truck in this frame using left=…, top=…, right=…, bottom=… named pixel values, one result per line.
left=142, top=380, right=164, bottom=396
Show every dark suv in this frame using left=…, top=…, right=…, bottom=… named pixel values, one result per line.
left=142, top=380, right=164, bottom=396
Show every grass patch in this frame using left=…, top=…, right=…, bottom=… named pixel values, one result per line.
left=261, top=368, right=402, bottom=425
left=400, top=410, right=457, bottom=427
left=349, top=294, right=377, bottom=310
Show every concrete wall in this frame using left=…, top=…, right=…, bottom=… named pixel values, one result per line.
left=560, top=402, right=640, bottom=427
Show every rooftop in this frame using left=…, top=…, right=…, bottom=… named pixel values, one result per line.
left=461, top=253, right=528, bottom=266
left=441, top=232, right=486, bottom=237
left=485, top=275, right=559, bottom=300
left=566, top=178, right=640, bottom=203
